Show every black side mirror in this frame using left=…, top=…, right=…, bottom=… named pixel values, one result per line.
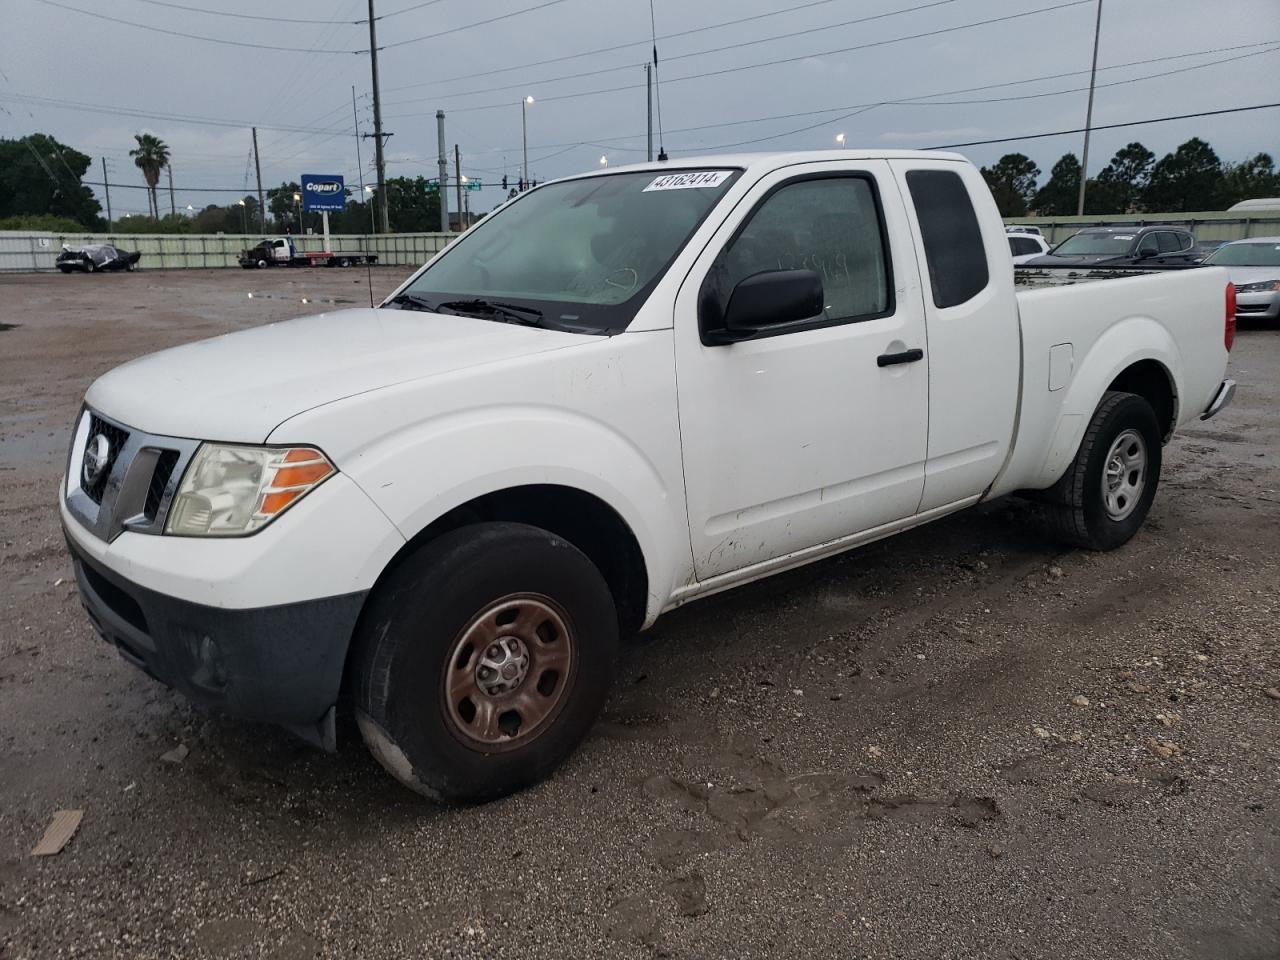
left=704, top=269, right=824, bottom=345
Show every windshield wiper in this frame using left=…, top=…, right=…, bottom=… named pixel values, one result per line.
left=437, top=299, right=544, bottom=326
left=386, top=292, right=440, bottom=312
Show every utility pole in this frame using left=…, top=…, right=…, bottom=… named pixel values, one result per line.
left=101, top=157, right=113, bottom=231
left=167, top=164, right=175, bottom=218
left=1076, top=0, right=1103, bottom=216
left=454, top=144, right=464, bottom=232
left=437, top=110, right=449, bottom=233
left=368, top=0, right=389, bottom=233
left=252, top=126, right=265, bottom=232
left=645, top=63, right=653, bottom=163
left=353, top=85, right=375, bottom=237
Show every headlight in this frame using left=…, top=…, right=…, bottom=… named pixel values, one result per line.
left=165, top=444, right=334, bottom=537
left=1236, top=279, right=1280, bottom=293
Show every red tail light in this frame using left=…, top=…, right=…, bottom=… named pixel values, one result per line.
left=1225, top=282, right=1236, bottom=352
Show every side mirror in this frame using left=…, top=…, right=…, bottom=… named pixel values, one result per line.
left=1137, top=244, right=1159, bottom=259
left=705, top=269, right=824, bottom=344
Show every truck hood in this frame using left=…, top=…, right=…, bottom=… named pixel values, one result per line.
left=86, top=307, right=592, bottom=441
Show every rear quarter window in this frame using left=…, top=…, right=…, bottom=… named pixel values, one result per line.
left=905, top=169, right=990, bottom=308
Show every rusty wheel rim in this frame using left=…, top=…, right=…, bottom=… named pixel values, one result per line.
left=442, top=593, right=576, bottom=752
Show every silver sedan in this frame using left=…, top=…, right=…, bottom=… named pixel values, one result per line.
left=1203, top=237, right=1280, bottom=323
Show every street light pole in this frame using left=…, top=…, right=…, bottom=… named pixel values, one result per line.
left=521, top=96, right=533, bottom=188
left=238, top=199, right=247, bottom=234
left=1076, top=0, right=1104, bottom=216
left=293, top=192, right=302, bottom=235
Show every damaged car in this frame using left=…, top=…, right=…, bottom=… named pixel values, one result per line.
left=57, top=244, right=142, bottom=274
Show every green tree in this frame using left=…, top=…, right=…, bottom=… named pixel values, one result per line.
left=980, top=153, right=1040, bottom=216
left=1091, top=142, right=1155, bottom=213
left=1033, top=153, right=1081, bottom=215
left=0, top=134, right=104, bottom=229
left=1219, top=153, right=1279, bottom=208
left=267, top=181, right=302, bottom=231
left=1143, top=138, right=1222, bottom=212
left=129, top=133, right=170, bottom=220
left=375, top=176, right=442, bottom=232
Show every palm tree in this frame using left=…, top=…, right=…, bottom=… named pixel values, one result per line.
left=129, top=133, right=170, bottom=220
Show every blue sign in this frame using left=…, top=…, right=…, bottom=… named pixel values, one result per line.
left=301, top=174, right=346, bottom=212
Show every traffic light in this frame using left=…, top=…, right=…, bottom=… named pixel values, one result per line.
left=518, top=178, right=525, bottom=192
left=502, top=175, right=508, bottom=190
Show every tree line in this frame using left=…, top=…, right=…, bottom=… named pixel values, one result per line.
left=5, top=131, right=1278, bottom=233
left=0, top=132, right=449, bottom=235
left=981, top=138, right=1279, bottom=218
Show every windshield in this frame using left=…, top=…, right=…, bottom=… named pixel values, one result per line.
left=393, top=168, right=740, bottom=333
left=1205, top=242, right=1280, bottom=267
left=1051, top=232, right=1136, bottom=256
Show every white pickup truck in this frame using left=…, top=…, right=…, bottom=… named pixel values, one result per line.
left=62, top=150, right=1236, bottom=802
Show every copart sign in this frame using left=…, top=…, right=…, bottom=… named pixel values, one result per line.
left=301, top=174, right=346, bottom=212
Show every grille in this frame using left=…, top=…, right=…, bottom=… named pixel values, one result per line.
left=81, top=415, right=130, bottom=504
left=144, top=450, right=180, bottom=521
left=1235, top=302, right=1267, bottom=314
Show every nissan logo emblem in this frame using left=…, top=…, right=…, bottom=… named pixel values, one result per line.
left=82, top=433, right=111, bottom=486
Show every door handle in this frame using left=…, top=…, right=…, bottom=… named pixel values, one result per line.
left=877, top=348, right=924, bottom=367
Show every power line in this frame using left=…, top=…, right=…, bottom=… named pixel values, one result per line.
left=33, top=0, right=365, bottom=53
left=377, top=0, right=452, bottom=19
left=0, top=92, right=351, bottom=135
left=385, top=0, right=960, bottom=106
left=388, top=0, right=1094, bottom=116
left=928, top=102, right=1280, bottom=150
left=379, top=0, right=570, bottom=50
left=672, top=43, right=1280, bottom=153
left=455, top=40, right=1280, bottom=158
left=382, top=0, right=917, bottom=95
left=123, top=0, right=364, bottom=25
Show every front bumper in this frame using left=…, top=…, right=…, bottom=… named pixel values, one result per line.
left=67, top=532, right=364, bottom=748
left=1235, top=291, right=1280, bottom=321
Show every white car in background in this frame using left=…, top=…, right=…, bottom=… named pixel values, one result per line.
left=1201, top=237, right=1280, bottom=323
left=1008, top=232, right=1052, bottom=264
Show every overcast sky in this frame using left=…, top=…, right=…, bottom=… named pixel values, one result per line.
left=3, top=0, right=1277, bottom=218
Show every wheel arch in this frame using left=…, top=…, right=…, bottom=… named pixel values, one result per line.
left=1035, top=318, right=1183, bottom=488
left=360, top=483, right=652, bottom=638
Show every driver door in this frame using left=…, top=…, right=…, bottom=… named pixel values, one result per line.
left=673, top=161, right=930, bottom=582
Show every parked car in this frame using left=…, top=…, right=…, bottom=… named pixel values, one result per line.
left=1008, top=232, right=1052, bottom=264
left=1024, top=225, right=1200, bottom=268
left=57, top=243, right=142, bottom=273
left=1202, top=237, right=1280, bottom=322
left=1005, top=225, right=1044, bottom=236
left=1192, top=240, right=1229, bottom=262
left=62, top=150, right=1236, bottom=802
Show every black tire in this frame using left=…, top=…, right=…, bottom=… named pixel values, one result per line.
left=85, top=260, right=96, bottom=273
left=352, top=522, right=618, bottom=803
left=256, top=258, right=268, bottom=269
left=58, top=266, right=72, bottom=274
left=1041, top=391, right=1162, bottom=550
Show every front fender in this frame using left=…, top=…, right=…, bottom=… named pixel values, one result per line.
left=1035, top=315, right=1182, bottom=487
left=330, top=404, right=684, bottom=624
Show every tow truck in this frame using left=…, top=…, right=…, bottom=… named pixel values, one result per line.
left=238, top=236, right=378, bottom=269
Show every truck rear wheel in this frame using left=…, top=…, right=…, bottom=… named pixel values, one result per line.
left=352, top=522, right=618, bottom=803
left=1041, top=390, right=1162, bottom=550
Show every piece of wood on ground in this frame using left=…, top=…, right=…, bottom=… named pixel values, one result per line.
left=32, top=809, right=84, bottom=856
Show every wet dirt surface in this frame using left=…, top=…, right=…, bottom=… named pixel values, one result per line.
left=1, top=269, right=1277, bottom=959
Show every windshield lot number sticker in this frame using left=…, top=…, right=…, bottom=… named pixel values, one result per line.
left=644, top=171, right=731, bottom=192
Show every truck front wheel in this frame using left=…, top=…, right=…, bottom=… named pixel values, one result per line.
left=352, top=522, right=618, bottom=803
left=1042, top=390, right=1162, bottom=550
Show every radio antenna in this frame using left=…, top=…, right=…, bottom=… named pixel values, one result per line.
left=649, top=0, right=667, bottom=161
left=352, top=84, right=375, bottom=308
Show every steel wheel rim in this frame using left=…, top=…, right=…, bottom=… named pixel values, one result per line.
left=1102, top=428, right=1147, bottom=521
left=442, top=593, right=576, bottom=753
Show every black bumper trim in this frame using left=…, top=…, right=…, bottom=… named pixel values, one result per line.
left=67, top=534, right=366, bottom=744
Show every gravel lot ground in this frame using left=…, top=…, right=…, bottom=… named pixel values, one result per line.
left=1, top=268, right=1277, bottom=960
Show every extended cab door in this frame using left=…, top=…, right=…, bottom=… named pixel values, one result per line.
left=890, top=160, right=1020, bottom=512
left=674, top=161, right=930, bottom=581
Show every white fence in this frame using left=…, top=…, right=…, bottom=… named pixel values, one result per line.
left=0, top=231, right=455, bottom=273
left=1004, top=212, right=1280, bottom=245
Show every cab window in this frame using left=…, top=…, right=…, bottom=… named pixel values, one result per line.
left=706, top=174, right=892, bottom=327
